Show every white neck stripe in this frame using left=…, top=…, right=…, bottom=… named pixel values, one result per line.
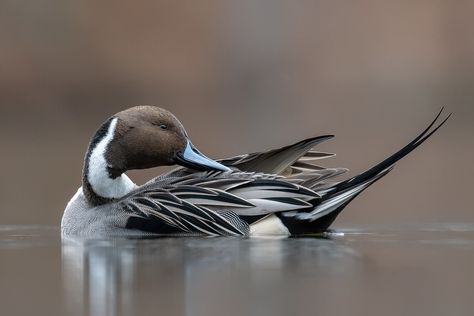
left=87, top=118, right=136, bottom=199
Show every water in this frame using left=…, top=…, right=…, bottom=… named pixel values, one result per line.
left=1, top=224, right=474, bottom=316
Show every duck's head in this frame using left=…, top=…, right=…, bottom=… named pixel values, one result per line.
left=82, top=105, right=229, bottom=204
left=107, top=105, right=229, bottom=173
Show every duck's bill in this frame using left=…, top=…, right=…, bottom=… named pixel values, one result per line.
left=175, top=141, right=230, bottom=172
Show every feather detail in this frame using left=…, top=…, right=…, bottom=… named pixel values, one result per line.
left=217, top=135, right=335, bottom=175
left=123, top=193, right=249, bottom=236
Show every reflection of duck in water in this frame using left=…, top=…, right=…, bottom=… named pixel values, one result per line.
left=61, top=237, right=361, bottom=315
left=61, top=106, right=449, bottom=237
left=61, top=239, right=185, bottom=315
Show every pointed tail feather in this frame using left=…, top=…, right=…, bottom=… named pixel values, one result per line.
left=278, top=108, right=451, bottom=235
left=327, top=108, right=451, bottom=195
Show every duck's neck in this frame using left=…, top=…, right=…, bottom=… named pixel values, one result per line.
left=82, top=117, right=136, bottom=206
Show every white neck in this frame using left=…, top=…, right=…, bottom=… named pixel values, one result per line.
left=87, top=118, right=136, bottom=199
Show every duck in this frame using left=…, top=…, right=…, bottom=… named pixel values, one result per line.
left=61, top=105, right=450, bottom=237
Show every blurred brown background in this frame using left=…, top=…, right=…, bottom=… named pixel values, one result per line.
left=0, top=1, right=472, bottom=226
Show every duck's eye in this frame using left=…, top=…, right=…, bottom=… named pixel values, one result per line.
left=152, top=122, right=168, bottom=129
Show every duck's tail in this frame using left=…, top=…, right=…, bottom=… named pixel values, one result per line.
left=277, top=108, right=451, bottom=235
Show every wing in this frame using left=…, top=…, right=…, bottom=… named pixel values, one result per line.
left=132, top=135, right=348, bottom=233
left=120, top=187, right=251, bottom=236
left=149, top=171, right=321, bottom=217
left=157, top=135, right=348, bottom=188
left=217, top=135, right=337, bottom=175
left=217, top=135, right=348, bottom=189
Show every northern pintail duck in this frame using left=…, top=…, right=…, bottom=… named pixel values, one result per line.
left=61, top=106, right=450, bottom=237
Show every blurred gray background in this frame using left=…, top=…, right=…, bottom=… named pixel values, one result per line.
left=0, top=1, right=472, bottom=226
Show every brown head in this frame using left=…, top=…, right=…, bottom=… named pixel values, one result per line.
left=82, top=105, right=229, bottom=205
left=107, top=106, right=188, bottom=173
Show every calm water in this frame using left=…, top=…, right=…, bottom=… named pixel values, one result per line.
left=1, top=224, right=474, bottom=316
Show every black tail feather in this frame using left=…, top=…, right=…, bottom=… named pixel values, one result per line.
left=280, top=108, right=451, bottom=235
left=328, top=108, right=451, bottom=195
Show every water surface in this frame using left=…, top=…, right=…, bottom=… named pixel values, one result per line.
left=1, top=224, right=473, bottom=316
